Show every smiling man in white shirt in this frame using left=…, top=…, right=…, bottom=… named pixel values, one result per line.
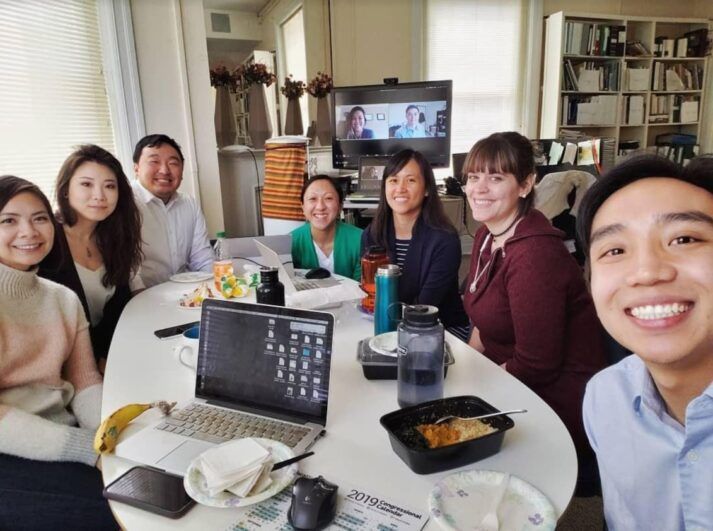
left=132, top=134, right=214, bottom=287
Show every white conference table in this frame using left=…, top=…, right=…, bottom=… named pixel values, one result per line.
left=101, top=280, right=577, bottom=530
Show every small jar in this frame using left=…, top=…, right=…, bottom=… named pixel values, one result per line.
left=256, top=267, right=285, bottom=306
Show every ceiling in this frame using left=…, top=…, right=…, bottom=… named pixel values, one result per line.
left=202, top=0, right=270, bottom=14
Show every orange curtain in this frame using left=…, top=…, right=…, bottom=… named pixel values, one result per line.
left=261, top=142, right=306, bottom=221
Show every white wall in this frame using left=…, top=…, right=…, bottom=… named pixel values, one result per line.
left=130, top=0, right=224, bottom=235
left=330, top=0, right=418, bottom=86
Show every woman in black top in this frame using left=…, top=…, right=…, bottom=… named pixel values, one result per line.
left=40, top=145, right=142, bottom=370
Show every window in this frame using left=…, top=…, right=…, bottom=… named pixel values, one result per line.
left=0, top=0, right=117, bottom=200
left=426, top=0, right=526, bottom=155
left=280, top=6, right=308, bottom=133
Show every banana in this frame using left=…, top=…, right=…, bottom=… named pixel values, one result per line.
left=94, top=400, right=177, bottom=454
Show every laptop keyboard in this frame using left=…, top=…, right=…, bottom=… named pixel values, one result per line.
left=154, top=403, right=311, bottom=448
left=294, top=279, right=322, bottom=291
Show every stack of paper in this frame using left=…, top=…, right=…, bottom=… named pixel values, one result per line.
left=287, top=282, right=366, bottom=310
left=196, top=438, right=273, bottom=497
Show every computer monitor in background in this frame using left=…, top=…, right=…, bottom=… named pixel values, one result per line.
left=331, top=80, right=452, bottom=170
left=452, top=153, right=468, bottom=183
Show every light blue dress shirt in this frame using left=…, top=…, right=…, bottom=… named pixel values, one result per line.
left=394, top=124, right=427, bottom=138
left=583, top=355, right=713, bottom=531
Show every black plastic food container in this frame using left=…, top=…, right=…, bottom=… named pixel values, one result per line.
left=380, top=395, right=514, bottom=474
left=356, top=339, right=455, bottom=380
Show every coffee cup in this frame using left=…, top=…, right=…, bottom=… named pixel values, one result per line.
left=175, top=325, right=200, bottom=370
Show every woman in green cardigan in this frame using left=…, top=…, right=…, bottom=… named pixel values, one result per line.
left=291, top=175, right=362, bottom=281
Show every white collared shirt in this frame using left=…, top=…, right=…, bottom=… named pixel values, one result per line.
left=132, top=180, right=214, bottom=287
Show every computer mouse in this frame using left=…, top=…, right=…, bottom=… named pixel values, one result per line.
left=288, top=475, right=338, bottom=530
left=305, top=267, right=331, bottom=280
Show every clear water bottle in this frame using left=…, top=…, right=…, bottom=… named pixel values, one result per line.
left=213, top=231, right=233, bottom=292
left=397, top=305, right=444, bottom=408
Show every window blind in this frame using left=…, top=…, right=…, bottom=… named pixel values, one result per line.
left=0, top=0, right=116, bottom=201
left=426, top=0, right=525, bottom=156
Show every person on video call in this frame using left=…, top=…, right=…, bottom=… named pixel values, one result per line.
left=345, top=106, right=374, bottom=139
left=394, top=105, right=427, bottom=138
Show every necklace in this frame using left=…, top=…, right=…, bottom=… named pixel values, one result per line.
left=469, top=234, right=493, bottom=293
left=490, top=214, right=521, bottom=239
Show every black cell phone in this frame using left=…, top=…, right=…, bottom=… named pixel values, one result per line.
left=154, top=321, right=199, bottom=340
left=103, top=466, right=195, bottom=518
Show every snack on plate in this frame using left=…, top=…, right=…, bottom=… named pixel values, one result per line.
left=416, top=418, right=497, bottom=449
left=179, top=282, right=215, bottom=308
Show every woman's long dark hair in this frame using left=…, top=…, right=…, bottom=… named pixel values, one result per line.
left=368, top=149, right=455, bottom=251
left=55, top=145, right=143, bottom=288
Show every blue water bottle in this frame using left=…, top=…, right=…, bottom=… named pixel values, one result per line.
left=374, top=264, right=401, bottom=336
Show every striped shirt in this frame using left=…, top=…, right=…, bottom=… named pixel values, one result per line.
left=394, top=239, right=410, bottom=268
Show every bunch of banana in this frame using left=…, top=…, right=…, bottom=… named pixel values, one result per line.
left=94, top=400, right=177, bottom=454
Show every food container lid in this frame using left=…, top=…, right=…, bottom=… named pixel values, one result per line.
left=357, top=338, right=454, bottom=367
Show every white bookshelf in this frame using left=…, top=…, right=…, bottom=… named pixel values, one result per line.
left=541, top=11, right=710, bottom=161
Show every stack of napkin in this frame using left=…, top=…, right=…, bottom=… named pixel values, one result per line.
left=287, top=283, right=366, bottom=309
left=195, top=438, right=274, bottom=497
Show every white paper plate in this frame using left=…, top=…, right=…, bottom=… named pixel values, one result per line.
left=369, top=331, right=398, bottom=357
left=170, top=272, right=213, bottom=283
left=429, top=470, right=557, bottom=531
left=184, top=438, right=297, bottom=508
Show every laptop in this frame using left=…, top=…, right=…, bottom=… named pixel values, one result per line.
left=115, top=299, right=335, bottom=475
left=253, top=240, right=339, bottom=294
left=346, top=155, right=390, bottom=201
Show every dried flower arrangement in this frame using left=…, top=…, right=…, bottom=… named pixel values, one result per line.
left=306, top=72, right=333, bottom=99
left=209, top=66, right=239, bottom=92
left=280, top=75, right=306, bottom=100
left=238, top=62, right=277, bottom=87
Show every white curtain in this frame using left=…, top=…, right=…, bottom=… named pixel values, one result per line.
left=425, top=0, right=526, bottom=156
left=0, top=0, right=116, bottom=199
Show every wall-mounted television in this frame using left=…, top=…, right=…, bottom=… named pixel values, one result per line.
left=330, top=80, right=452, bottom=170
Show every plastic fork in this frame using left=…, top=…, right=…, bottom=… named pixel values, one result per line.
left=476, top=474, right=510, bottom=531
left=433, top=408, right=527, bottom=425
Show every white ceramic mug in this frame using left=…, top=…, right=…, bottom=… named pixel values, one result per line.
left=175, top=325, right=200, bottom=371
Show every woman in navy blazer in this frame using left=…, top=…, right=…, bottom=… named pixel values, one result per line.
left=361, top=149, right=469, bottom=338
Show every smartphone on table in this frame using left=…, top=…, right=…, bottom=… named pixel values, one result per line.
left=103, top=466, right=195, bottom=518
left=153, top=321, right=199, bottom=340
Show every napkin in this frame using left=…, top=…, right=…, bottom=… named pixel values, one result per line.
left=195, top=438, right=272, bottom=497
left=287, top=283, right=366, bottom=309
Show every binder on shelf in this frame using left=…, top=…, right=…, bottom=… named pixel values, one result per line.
left=625, top=67, right=649, bottom=91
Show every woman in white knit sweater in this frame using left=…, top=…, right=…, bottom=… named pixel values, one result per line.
left=0, top=175, right=117, bottom=529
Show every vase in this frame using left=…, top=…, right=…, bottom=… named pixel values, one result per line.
left=284, top=98, right=304, bottom=135
left=316, top=97, right=331, bottom=146
left=214, top=86, right=236, bottom=147
left=247, top=84, right=272, bottom=148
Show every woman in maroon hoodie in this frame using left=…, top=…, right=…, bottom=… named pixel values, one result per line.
left=461, top=132, right=606, bottom=466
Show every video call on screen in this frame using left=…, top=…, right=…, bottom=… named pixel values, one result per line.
left=331, top=82, right=452, bottom=169
left=196, top=305, right=332, bottom=422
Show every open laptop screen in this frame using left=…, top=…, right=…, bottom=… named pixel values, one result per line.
left=357, top=156, right=390, bottom=194
left=196, top=300, right=333, bottom=425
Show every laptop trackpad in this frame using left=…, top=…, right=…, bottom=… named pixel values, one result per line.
left=156, top=439, right=214, bottom=475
